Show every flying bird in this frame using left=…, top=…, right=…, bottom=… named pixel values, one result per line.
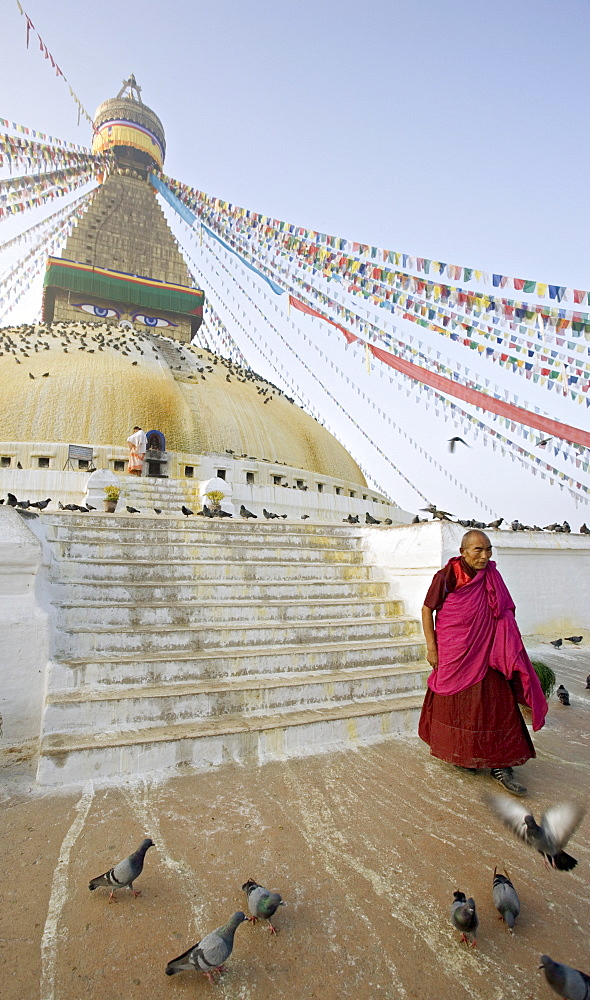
left=448, top=436, right=469, bottom=453
left=450, top=891, right=478, bottom=947
left=486, top=794, right=585, bottom=870
left=539, top=955, right=590, bottom=1000
left=556, top=684, right=570, bottom=706
left=89, top=837, right=154, bottom=902
left=492, top=867, right=520, bottom=933
left=242, top=879, right=285, bottom=934
left=165, top=912, right=246, bottom=983
left=537, top=437, right=552, bottom=447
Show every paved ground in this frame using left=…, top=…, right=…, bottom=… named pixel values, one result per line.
left=1, top=640, right=588, bottom=1000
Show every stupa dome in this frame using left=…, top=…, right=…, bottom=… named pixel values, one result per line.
left=0, top=322, right=367, bottom=485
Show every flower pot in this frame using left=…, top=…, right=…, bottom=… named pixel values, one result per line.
left=103, top=500, right=117, bottom=513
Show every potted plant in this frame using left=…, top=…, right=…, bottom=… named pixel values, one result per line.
left=103, top=485, right=120, bottom=513
left=205, top=489, right=225, bottom=515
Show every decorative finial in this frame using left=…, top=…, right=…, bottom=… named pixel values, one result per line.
left=117, top=74, right=143, bottom=104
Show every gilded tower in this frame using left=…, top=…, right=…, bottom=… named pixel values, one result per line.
left=42, top=76, right=203, bottom=342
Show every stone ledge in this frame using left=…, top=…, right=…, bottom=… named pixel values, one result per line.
left=40, top=693, right=425, bottom=753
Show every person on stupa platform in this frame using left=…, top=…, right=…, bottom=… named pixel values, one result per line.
left=418, top=530, right=547, bottom=796
left=126, top=425, right=147, bottom=476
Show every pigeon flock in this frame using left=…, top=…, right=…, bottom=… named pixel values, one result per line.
left=87, top=841, right=284, bottom=984
left=449, top=794, right=587, bottom=995
left=411, top=505, right=588, bottom=535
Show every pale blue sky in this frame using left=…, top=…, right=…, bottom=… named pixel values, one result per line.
left=2, top=0, right=589, bottom=284
left=1, top=0, right=589, bottom=522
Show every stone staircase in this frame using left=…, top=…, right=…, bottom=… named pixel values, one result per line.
left=116, top=476, right=200, bottom=516
left=37, top=513, right=428, bottom=785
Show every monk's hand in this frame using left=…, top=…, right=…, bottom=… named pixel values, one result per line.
left=426, top=646, right=438, bottom=669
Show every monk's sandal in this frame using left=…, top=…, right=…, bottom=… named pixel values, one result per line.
left=491, top=767, right=527, bottom=797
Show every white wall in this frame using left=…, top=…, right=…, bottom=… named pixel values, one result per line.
left=0, top=508, right=49, bottom=747
left=362, top=521, right=590, bottom=635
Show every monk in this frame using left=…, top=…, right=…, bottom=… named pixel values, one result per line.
left=126, top=426, right=147, bottom=476
left=418, top=530, right=547, bottom=796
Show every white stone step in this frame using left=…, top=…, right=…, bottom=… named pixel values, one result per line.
left=53, top=596, right=404, bottom=629
left=47, top=524, right=362, bottom=549
left=49, top=577, right=392, bottom=602
left=49, top=635, right=425, bottom=689
left=44, top=512, right=365, bottom=537
left=53, top=614, right=418, bottom=657
left=37, top=691, right=425, bottom=786
left=50, top=558, right=375, bottom=583
left=51, top=540, right=365, bottom=563
left=42, top=662, right=428, bottom=734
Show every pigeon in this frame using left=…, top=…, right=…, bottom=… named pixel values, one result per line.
left=42, top=372, right=49, bottom=377
left=586, top=674, right=590, bottom=690
left=421, top=504, right=453, bottom=519
left=563, top=521, right=571, bottom=533
left=6, top=493, right=18, bottom=507
left=557, top=684, right=570, bottom=706
left=564, top=636, right=583, bottom=644
left=550, top=639, right=563, bottom=648
left=126, top=505, right=140, bottom=514
left=365, top=512, right=381, bottom=524
left=263, top=508, right=279, bottom=519
left=84, top=504, right=96, bottom=511
left=240, top=504, right=257, bottom=519
left=343, top=514, right=359, bottom=523
left=242, top=879, right=285, bottom=934
left=580, top=523, right=590, bottom=535
left=539, top=955, right=590, bottom=1000
left=89, top=837, right=154, bottom=902
left=301, top=514, right=310, bottom=519
left=411, top=515, right=421, bottom=524
left=16, top=500, right=31, bottom=509
left=537, top=437, right=552, bottom=447
left=383, top=518, right=393, bottom=525
left=492, top=867, right=520, bottom=933
left=450, top=891, right=478, bottom=947
left=448, top=436, right=469, bottom=453
left=28, top=372, right=35, bottom=379
left=487, top=518, right=504, bottom=529
left=181, top=505, right=194, bottom=517
left=166, top=912, right=246, bottom=983
left=486, top=795, right=585, bottom=870
left=31, top=497, right=51, bottom=510
left=153, top=508, right=162, bottom=514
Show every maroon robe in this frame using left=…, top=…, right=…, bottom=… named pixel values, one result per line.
left=418, top=557, right=545, bottom=768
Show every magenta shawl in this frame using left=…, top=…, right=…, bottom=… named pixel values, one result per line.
left=427, top=560, right=547, bottom=731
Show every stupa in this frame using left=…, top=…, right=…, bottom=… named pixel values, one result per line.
left=0, top=76, right=405, bottom=521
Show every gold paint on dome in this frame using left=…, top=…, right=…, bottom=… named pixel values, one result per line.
left=0, top=325, right=366, bottom=485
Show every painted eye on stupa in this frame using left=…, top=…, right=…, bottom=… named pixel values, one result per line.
left=131, top=313, right=177, bottom=328
left=73, top=303, right=121, bottom=319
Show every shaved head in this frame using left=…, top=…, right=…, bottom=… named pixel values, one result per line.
left=460, top=529, right=491, bottom=550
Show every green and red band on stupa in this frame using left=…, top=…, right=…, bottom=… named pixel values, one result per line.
left=43, top=257, right=204, bottom=316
